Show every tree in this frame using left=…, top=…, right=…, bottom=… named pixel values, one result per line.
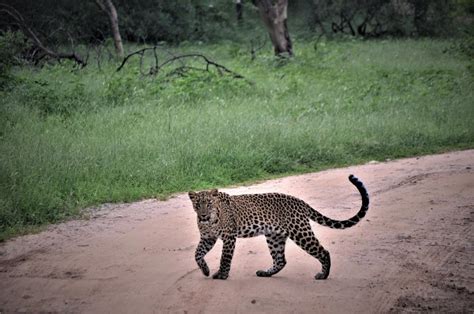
left=95, top=0, right=123, bottom=58
left=252, top=0, right=293, bottom=56
left=236, top=0, right=243, bottom=21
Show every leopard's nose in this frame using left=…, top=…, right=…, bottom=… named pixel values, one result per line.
left=198, top=214, right=210, bottom=222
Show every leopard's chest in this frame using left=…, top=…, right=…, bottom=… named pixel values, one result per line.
left=197, top=221, right=220, bottom=238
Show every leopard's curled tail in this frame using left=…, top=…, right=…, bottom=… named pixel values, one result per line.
left=308, top=175, right=369, bottom=229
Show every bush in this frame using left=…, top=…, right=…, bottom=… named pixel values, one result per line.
left=0, top=30, right=30, bottom=89
left=308, top=0, right=460, bottom=38
left=119, top=1, right=236, bottom=43
left=1, top=0, right=242, bottom=46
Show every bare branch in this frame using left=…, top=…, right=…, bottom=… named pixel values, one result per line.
left=0, top=4, right=86, bottom=67
left=116, top=46, right=251, bottom=83
left=94, top=0, right=107, bottom=13
left=116, top=46, right=157, bottom=72
left=158, top=53, right=245, bottom=79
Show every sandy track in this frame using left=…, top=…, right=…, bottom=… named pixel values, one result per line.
left=1, top=150, right=473, bottom=313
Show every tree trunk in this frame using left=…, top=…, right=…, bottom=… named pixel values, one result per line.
left=95, top=0, right=124, bottom=58
left=253, top=0, right=292, bottom=56
left=235, top=0, right=243, bottom=21
left=412, top=0, right=430, bottom=36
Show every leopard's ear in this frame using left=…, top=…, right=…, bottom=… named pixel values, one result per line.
left=210, top=189, right=219, bottom=197
left=188, top=191, right=197, bottom=200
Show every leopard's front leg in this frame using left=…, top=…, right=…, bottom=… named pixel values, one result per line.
left=212, top=235, right=236, bottom=280
left=195, top=237, right=217, bottom=276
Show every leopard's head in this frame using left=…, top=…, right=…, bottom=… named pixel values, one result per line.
left=188, top=189, right=220, bottom=225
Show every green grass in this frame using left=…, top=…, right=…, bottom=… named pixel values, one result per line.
left=0, top=38, right=473, bottom=240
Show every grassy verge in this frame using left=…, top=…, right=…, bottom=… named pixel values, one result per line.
left=0, top=38, right=473, bottom=240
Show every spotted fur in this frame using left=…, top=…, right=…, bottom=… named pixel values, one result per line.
left=188, top=174, right=369, bottom=280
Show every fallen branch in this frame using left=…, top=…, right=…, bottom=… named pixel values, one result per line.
left=116, top=46, right=158, bottom=72
left=158, top=54, right=245, bottom=79
left=0, top=4, right=86, bottom=67
left=116, top=47, right=249, bottom=82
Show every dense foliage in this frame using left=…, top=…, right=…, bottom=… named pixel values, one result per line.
left=0, top=0, right=256, bottom=45
left=0, top=31, right=30, bottom=88
left=0, top=0, right=472, bottom=48
left=308, top=0, right=466, bottom=37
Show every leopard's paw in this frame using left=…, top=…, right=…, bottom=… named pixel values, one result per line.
left=212, top=272, right=229, bottom=280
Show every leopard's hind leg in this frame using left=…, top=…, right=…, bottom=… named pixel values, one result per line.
left=256, top=233, right=288, bottom=277
left=290, top=223, right=331, bottom=280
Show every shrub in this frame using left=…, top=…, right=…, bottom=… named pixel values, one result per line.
left=0, top=30, right=30, bottom=89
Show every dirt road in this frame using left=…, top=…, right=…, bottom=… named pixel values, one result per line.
left=1, top=150, right=473, bottom=313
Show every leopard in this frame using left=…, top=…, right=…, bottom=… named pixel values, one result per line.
left=188, top=174, right=369, bottom=280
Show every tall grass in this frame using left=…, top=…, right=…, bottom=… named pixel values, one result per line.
left=0, top=38, right=473, bottom=239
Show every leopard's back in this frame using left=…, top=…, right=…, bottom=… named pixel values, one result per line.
left=227, top=193, right=312, bottom=237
